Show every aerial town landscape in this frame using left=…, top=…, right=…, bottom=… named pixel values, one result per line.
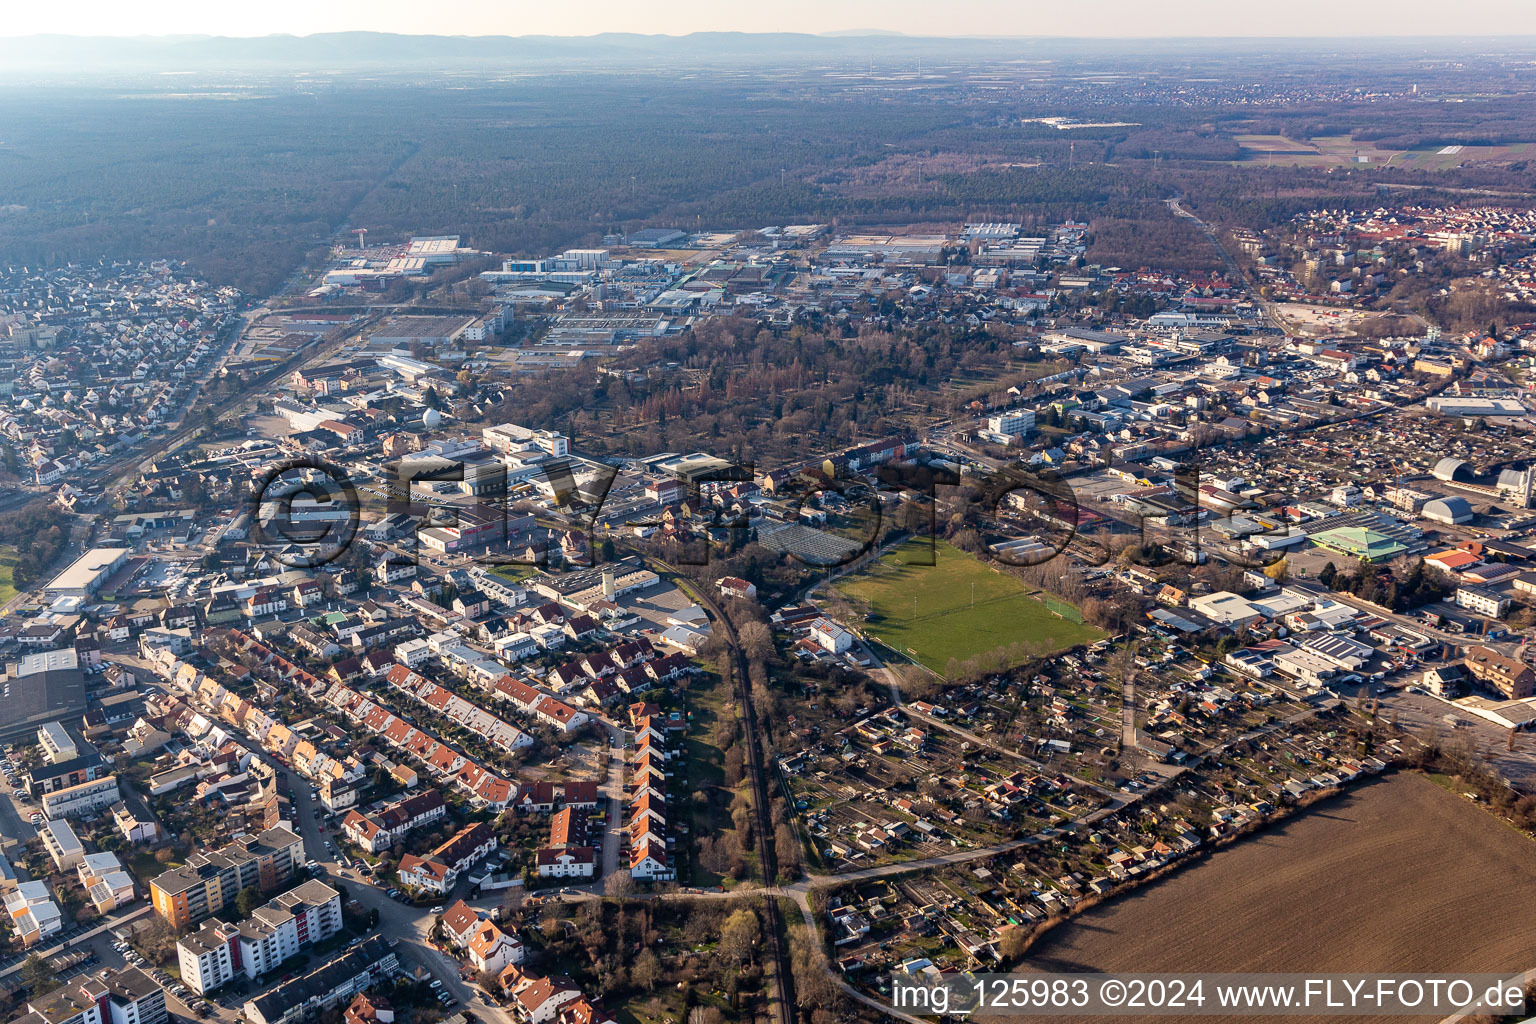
left=2, top=7, right=1536, bottom=1024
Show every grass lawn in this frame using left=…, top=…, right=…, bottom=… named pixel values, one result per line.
left=0, top=546, right=18, bottom=605
left=680, top=670, right=731, bottom=888
left=835, top=539, right=1104, bottom=674
left=128, top=849, right=181, bottom=883
left=489, top=563, right=539, bottom=583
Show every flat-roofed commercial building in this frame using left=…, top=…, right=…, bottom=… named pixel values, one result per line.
left=44, top=547, right=132, bottom=598
left=369, top=315, right=473, bottom=348
left=1, top=650, right=86, bottom=746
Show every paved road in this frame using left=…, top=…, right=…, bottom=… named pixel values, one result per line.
left=1166, top=195, right=1287, bottom=336
left=597, top=725, right=625, bottom=882
left=275, top=765, right=515, bottom=1024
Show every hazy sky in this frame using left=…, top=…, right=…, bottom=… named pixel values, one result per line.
left=5, top=0, right=1535, bottom=38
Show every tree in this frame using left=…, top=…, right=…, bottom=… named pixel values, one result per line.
left=134, top=918, right=178, bottom=965
left=723, top=744, right=746, bottom=787
left=234, top=885, right=263, bottom=918
left=632, top=948, right=661, bottom=992
left=998, top=926, right=1030, bottom=961
left=604, top=870, right=635, bottom=898
left=689, top=1009, right=724, bottom=1024
left=22, top=953, right=56, bottom=992
left=737, top=621, right=774, bottom=662
left=774, top=824, right=802, bottom=881
left=719, top=908, right=760, bottom=965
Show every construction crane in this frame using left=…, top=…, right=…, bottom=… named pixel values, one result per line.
left=352, top=228, right=368, bottom=250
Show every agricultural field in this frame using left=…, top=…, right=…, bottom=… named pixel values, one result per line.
left=1396, top=141, right=1536, bottom=170
left=1235, top=133, right=1536, bottom=170
left=1024, top=774, right=1536, bottom=994
left=834, top=539, right=1103, bottom=675
left=1235, top=133, right=1405, bottom=167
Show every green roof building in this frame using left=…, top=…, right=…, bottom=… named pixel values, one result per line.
left=1308, top=526, right=1408, bottom=563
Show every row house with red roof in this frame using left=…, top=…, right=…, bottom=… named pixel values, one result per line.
left=479, top=673, right=592, bottom=734
left=386, top=665, right=533, bottom=754
left=625, top=715, right=674, bottom=882
left=507, top=780, right=601, bottom=815
left=319, top=680, right=513, bottom=809
left=398, top=822, right=498, bottom=895
left=535, top=806, right=596, bottom=879
left=341, top=789, right=448, bottom=854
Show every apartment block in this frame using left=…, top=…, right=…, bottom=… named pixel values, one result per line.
left=149, top=827, right=305, bottom=928
left=1464, top=645, right=1536, bottom=699
left=40, top=818, right=85, bottom=871
left=243, top=938, right=399, bottom=1024
left=41, top=775, right=122, bottom=820
left=12, top=969, right=165, bottom=1024
left=178, top=880, right=343, bottom=994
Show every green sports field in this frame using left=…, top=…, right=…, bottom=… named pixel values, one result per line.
left=0, top=546, right=18, bottom=605
left=835, top=539, right=1103, bottom=674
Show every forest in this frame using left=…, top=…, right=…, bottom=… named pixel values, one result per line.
left=3, top=53, right=1535, bottom=299
left=478, top=315, right=1072, bottom=465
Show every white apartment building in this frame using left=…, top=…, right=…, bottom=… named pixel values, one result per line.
left=1456, top=586, right=1511, bottom=619
left=986, top=409, right=1036, bottom=439
left=42, top=775, right=122, bottom=820
left=178, top=880, right=343, bottom=994
left=178, top=922, right=239, bottom=995
left=38, top=722, right=79, bottom=762
left=40, top=819, right=85, bottom=871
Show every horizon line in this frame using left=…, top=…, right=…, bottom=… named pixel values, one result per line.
left=3, top=29, right=1536, bottom=41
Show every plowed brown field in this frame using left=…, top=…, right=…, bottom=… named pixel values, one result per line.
left=1017, top=773, right=1536, bottom=1022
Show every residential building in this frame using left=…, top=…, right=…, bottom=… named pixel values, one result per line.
left=13, top=969, right=165, bottom=1024
left=40, top=819, right=85, bottom=871
left=4, top=880, right=62, bottom=947
left=243, top=938, right=399, bottom=1024
left=342, top=790, right=447, bottom=854
left=41, top=775, right=121, bottom=820
left=1464, top=645, right=1536, bottom=699
left=1456, top=587, right=1511, bottom=619
left=397, top=822, right=497, bottom=895
left=178, top=880, right=343, bottom=993
left=807, top=618, right=852, bottom=654
left=149, top=827, right=305, bottom=928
